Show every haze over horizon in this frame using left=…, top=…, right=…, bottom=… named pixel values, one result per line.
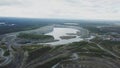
left=0, top=0, right=120, bottom=20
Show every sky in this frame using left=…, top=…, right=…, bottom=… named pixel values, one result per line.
left=0, top=0, right=120, bottom=20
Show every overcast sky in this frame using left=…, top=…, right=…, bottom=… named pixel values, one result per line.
left=0, top=0, right=120, bottom=20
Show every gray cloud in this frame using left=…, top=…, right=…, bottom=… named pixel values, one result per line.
left=0, top=0, right=119, bottom=20
left=0, top=0, right=22, bottom=6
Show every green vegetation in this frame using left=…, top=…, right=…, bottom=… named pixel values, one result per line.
left=69, top=41, right=102, bottom=52
left=21, top=45, right=44, bottom=52
left=91, top=37, right=120, bottom=46
left=0, top=45, right=7, bottom=50
left=26, top=46, right=52, bottom=62
left=1, top=39, right=118, bottom=68
left=91, top=37, right=120, bottom=58
left=17, top=33, right=54, bottom=40
left=37, top=56, right=69, bottom=68
left=23, top=45, right=70, bottom=68
left=49, top=45, right=64, bottom=52
left=3, top=50, right=10, bottom=56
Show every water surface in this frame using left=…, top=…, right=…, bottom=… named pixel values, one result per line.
left=45, top=27, right=83, bottom=45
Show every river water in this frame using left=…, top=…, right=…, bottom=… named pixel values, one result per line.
left=45, top=27, right=84, bottom=45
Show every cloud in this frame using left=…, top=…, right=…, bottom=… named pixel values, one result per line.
left=0, top=0, right=120, bottom=20
left=0, top=0, right=22, bottom=6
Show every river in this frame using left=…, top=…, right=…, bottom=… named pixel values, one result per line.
left=44, top=27, right=84, bottom=45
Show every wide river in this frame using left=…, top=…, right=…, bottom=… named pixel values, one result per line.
left=44, top=27, right=85, bottom=45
